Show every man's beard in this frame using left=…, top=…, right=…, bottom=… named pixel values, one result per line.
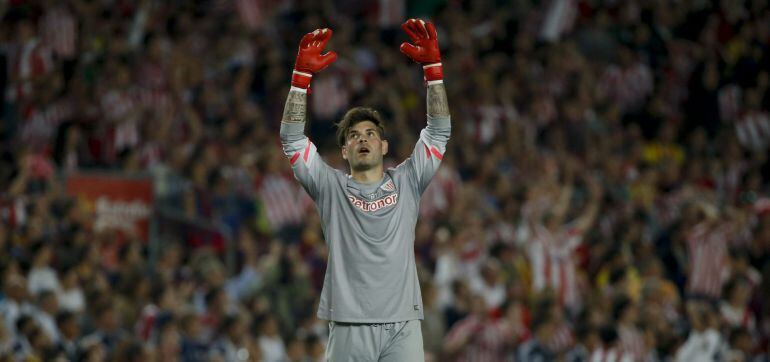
left=350, top=156, right=380, bottom=172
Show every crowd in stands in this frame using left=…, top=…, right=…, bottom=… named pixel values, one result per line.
left=1, top=0, right=769, bottom=361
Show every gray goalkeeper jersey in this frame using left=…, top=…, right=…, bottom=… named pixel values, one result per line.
left=280, top=115, right=450, bottom=323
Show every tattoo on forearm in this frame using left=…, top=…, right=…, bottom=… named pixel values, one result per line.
left=282, top=90, right=307, bottom=123
left=427, top=83, right=449, bottom=117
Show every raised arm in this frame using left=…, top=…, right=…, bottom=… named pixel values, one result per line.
left=400, top=19, right=450, bottom=118
left=398, top=19, right=452, bottom=193
left=281, top=28, right=337, bottom=124
left=279, top=29, right=337, bottom=199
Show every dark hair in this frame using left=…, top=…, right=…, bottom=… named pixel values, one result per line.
left=574, top=324, right=597, bottom=342
left=722, top=276, right=750, bottom=300
left=728, top=327, right=751, bottom=345
left=56, top=311, right=75, bottom=327
left=94, top=301, right=114, bottom=319
left=205, top=286, right=223, bottom=306
left=530, top=309, right=554, bottom=333
left=218, top=314, right=239, bottom=335
left=599, top=326, right=619, bottom=344
left=612, top=295, right=632, bottom=321
left=335, top=107, right=385, bottom=147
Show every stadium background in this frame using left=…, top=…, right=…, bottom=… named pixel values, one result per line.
left=1, top=0, right=769, bottom=361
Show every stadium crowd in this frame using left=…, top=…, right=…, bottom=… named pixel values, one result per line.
left=1, top=0, right=770, bottom=361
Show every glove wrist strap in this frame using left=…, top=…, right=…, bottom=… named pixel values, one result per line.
left=291, top=70, right=313, bottom=90
left=423, top=62, right=443, bottom=84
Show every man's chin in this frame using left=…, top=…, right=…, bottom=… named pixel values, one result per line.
left=351, top=160, right=380, bottom=172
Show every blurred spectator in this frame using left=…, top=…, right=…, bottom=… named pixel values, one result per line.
left=155, top=318, right=182, bottom=361
left=675, top=300, right=726, bottom=361
left=81, top=301, right=129, bottom=355
left=613, top=296, right=647, bottom=361
left=589, top=327, right=633, bottom=362
left=720, top=276, right=757, bottom=332
left=211, top=313, right=254, bottom=362
left=443, top=294, right=515, bottom=361
left=56, top=264, right=84, bottom=313
left=54, top=310, right=79, bottom=361
left=179, top=310, right=209, bottom=361
left=31, top=289, right=59, bottom=344
left=564, top=324, right=600, bottom=362
left=27, top=243, right=61, bottom=297
left=255, top=314, right=287, bottom=362
left=516, top=310, right=557, bottom=362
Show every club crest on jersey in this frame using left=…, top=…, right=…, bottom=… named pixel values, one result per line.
left=347, top=193, right=399, bottom=212
left=380, top=179, right=396, bottom=192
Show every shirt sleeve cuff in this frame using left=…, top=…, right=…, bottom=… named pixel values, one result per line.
left=427, top=115, right=451, bottom=128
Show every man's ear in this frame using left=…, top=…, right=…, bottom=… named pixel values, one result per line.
left=341, top=145, right=348, bottom=160
left=382, top=140, right=388, bottom=156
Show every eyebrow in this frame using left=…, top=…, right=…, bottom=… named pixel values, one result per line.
left=348, top=128, right=378, bottom=135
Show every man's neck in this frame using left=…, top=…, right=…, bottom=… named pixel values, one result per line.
left=351, top=167, right=384, bottom=184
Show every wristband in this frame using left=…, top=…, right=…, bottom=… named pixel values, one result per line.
left=423, top=63, right=443, bottom=82
left=291, top=70, right=313, bottom=90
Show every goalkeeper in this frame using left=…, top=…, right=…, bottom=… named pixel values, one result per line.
left=279, top=19, right=451, bottom=361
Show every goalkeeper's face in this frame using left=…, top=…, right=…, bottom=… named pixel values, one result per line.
left=341, top=120, right=389, bottom=172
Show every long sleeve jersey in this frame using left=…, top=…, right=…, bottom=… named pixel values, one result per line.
left=280, top=115, right=451, bottom=323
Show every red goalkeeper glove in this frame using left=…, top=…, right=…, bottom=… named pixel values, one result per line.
left=291, top=28, right=338, bottom=92
left=399, top=18, right=443, bottom=84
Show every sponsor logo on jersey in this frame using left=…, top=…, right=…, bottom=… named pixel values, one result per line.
left=380, top=179, right=396, bottom=192
left=347, top=193, right=399, bottom=212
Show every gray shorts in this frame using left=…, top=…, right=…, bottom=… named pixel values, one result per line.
left=326, top=320, right=424, bottom=361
